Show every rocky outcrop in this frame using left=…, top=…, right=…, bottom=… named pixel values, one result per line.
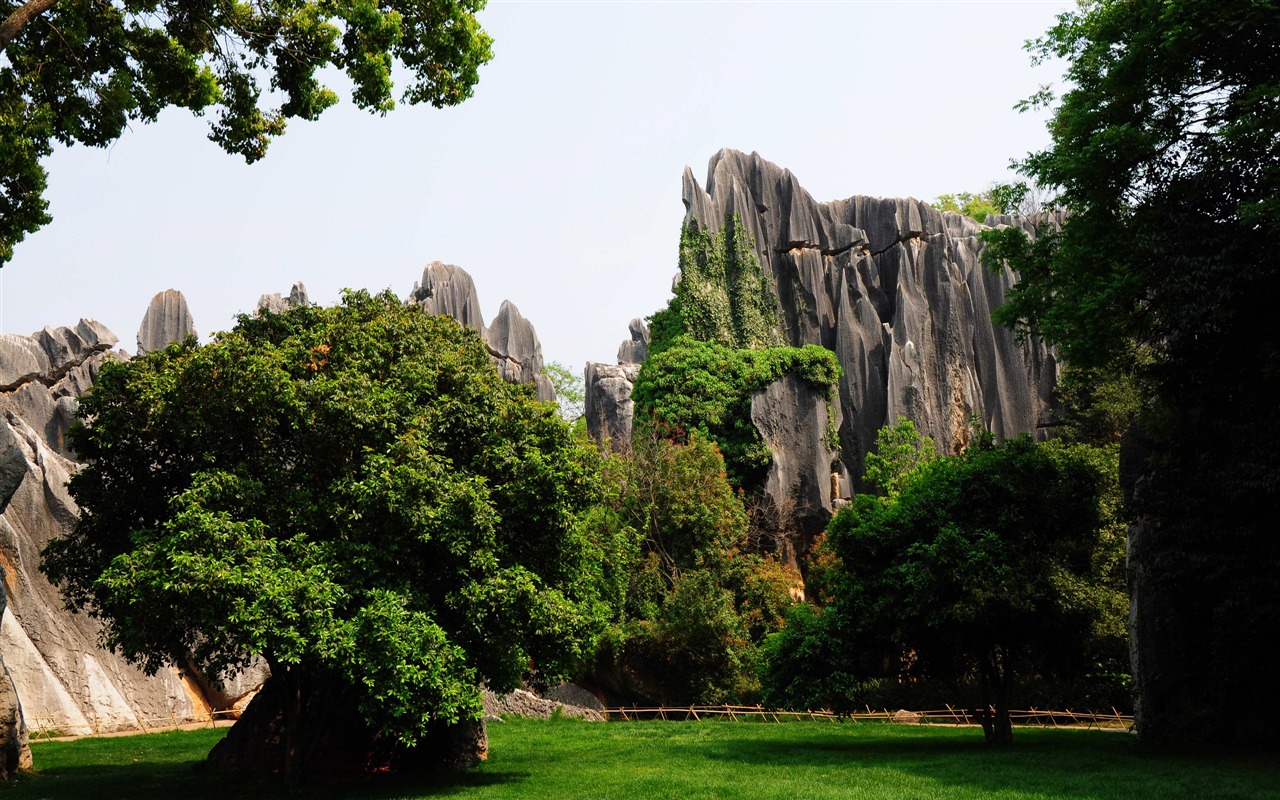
left=616, top=319, right=649, bottom=364
left=408, top=262, right=486, bottom=336
left=406, top=263, right=556, bottom=404
left=585, top=362, right=641, bottom=449
left=482, top=687, right=604, bottom=722
left=0, top=568, right=30, bottom=780
left=136, top=289, right=197, bottom=353
left=682, top=149, right=1056, bottom=474
left=589, top=150, right=1058, bottom=550
left=256, top=282, right=310, bottom=315
left=750, top=374, right=844, bottom=561
left=487, top=301, right=555, bottom=403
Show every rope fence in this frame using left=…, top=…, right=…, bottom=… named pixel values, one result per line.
left=603, top=704, right=1134, bottom=731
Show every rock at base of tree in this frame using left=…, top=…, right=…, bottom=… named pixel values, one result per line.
left=204, top=673, right=487, bottom=776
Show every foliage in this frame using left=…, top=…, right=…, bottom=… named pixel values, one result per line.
left=982, top=0, right=1280, bottom=746
left=632, top=337, right=841, bottom=489
left=934, top=183, right=1029, bottom=223
left=647, top=215, right=779, bottom=356
left=0, top=0, right=493, bottom=265
left=588, top=430, right=797, bottom=706
left=19, top=723, right=1280, bottom=800
left=41, top=291, right=603, bottom=773
left=544, top=361, right=585, bottom=424
left=861, top=417, right=937, bottom=497
left=816, top=435, right=1121, bottom=745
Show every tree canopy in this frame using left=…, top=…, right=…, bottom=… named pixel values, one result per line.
left=980, top=0, right=1280, bottom=747
left=0, top=0, right=493, bottom=264
left=42, top=291, right=602, bottom=775
left=819, top=435, right=1122, bottom=745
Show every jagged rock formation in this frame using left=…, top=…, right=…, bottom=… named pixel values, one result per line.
left=406, top=263, right=556, bottom=404
left=616, top=318, right=649, bottom=364
left=256, top=282, right=310, bottom=314
left=482, top=686, right=604, bottom=722
left=590, top=150, right=1058, bottom=549
left=0, top=567, right=30, bottom=779
left=136, top=289, right=197, bottom=353
left=487, top=300, right=555, bottom=403
left=408, top=261, right=487, bottom=336
left=584, top=362, right=641, bottom=449
left=0, top=322, right=208, bottom=736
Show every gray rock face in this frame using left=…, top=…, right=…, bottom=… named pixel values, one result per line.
left=616, top=318, right=649, bottom=364
left=408, top=262, right=486, bottom=336
left=683, top=149, right=1057, bottom=479
left=136, top=289, right=197, bottom=353
left=585, top=362, right=641, bottom=449
left=487, top=300, right=555, bottom=403
left=406, top=264, right=557, bottom=404
left=590, top=150, right=1059, bottom=548
left=750, top=374, right=845, bottom=562
left=1, top=565, right=31, bottom=780
left=482, top=687, right=604, bottom=721
left=0, top=322, right=261, bottom=740
left=256, top=282, right=310, bottom=315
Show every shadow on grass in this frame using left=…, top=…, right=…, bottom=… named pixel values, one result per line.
left=701, top=727, right=1280, bottom=800
left=11, top=757, right=529, bottom=800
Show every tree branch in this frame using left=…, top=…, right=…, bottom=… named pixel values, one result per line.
left=0, top=0, right=59, bottom=54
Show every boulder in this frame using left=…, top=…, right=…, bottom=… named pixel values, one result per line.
left=584, top=362, right=640, bottom=449
left=407, top=261, right=486, bottom=336
left=616, top=318, right=649, bottom=364
left=136, top=289, right=197, bottom=353
left=257, top=282, right=310, bottom=315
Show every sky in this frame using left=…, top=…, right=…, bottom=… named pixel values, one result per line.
left=4, top=0, right=1074, bottom=376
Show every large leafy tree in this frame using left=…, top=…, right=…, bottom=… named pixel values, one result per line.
left=42, top=291, right=602, bottom=777
left=821, top=436, right=1121, bottom=745
left=0, top=0, right=492, bottom=264
left=981, top=0, right=1280, bottom=747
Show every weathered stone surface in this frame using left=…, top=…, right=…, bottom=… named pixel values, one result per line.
left=584, top=362, right=640, bottom=448
left=483, top=687, right=604, bottom=721
left=408, top=261, right=486, bottom=336
left=136, top=289, right=197, bottom=353
left=486, top=300, right=555, bottom=403
left=750, top=374, right=844, bottom=560
left=256, top=282, right=310, bottom=315
left=616, top=318, right=649, bottom=365
left=589, top=150, right=1058, bottom=549
left=0, top=321, right=261, bottom=741
left=0, top=564, right=31, bottom=780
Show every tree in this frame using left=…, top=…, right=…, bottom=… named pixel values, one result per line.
left=933, top=183, right=1030, bottom=223
left=980, top=0, right=1280, bottom=747
left=42, top=291, right=602, bottom=777
left=544, top=361, right=585, bottom=425
left=861, top=417, right=937, bottom=497
left=823, top=436, right=1119, bottom=745
left=0, top=0, right=493, bottom=264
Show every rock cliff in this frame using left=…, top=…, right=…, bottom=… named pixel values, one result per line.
left=136, top=289, right=197, bottom=353
left=590, top=150, right=1058, bottom=547
left=406, top=263, right=556, bottom=404
left=0, top=322, right=210, bottom=737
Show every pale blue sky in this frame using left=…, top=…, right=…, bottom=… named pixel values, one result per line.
left=4, top=0, right=1073, bottom=374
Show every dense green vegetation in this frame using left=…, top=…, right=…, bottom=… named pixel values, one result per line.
left=12, top=722, right=1280, bottom=800
left=762, top=423, right=1129, bottom=744
left=980, top=0, right=1280, bottom=747
left=585, top=430, right=796, bottom=705
left=42, top=292, right=605, bottom=775
left=933, top=184, right=1029, bottom=223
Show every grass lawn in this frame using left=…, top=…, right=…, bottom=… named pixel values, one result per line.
left=6, top=719, right=1278, bottom=800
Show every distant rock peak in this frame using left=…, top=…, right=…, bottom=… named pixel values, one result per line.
left=136, top=289, right=197, bottom=354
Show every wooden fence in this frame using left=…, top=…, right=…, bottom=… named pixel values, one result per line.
left=604, top=704, right=1134, bottom=731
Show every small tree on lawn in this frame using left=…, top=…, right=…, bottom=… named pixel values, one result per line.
left=826, top=435, right=1113, bottom=745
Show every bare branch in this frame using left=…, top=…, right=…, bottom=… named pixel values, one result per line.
left=1, top=0, right=59, bottom=54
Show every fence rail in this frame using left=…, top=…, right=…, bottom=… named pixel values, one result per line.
left=604, top=704, right=1134, bottom=731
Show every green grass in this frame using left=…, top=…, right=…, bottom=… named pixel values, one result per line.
left=7, top=720, right=1279, bottom=799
